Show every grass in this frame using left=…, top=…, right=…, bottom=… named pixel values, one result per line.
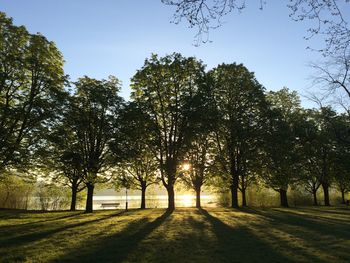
left=1, top=206, right=350, bottom=262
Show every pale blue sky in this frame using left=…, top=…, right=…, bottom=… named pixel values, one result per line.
left=1, top=0, right=340, bottom=107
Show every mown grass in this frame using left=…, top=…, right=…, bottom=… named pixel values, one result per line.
left=1, top=206, right=349, bottom=262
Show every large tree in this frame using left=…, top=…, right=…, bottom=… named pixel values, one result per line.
left=263, top=88, right=304, bottom=207
left=210, top=63, right=267, bottom=208
left=180, top=76, right=217, bottom=208
left=45, top=118, right=86, bottom=211
left=331, top=113, right=350, bottom=203
left=0, top=12, right=65, bottom=175
left=309, top=107, right=338, bottom=206
left=297, top=111, right=322, bottom=205
left=68, top=76, right=124, bottom=213
left=112, top=102, right=160, bottom=209
left=131, top=53, right=207, bottom=210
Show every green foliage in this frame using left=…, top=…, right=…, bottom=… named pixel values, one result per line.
left=68, top=76, right=124, bottom=185
left=262, top=88, right=303, bottom=192
left=0, top=174, right=35, bottom=209
left=332, top=113, right=350, bottom=199
left=209, top=63, right=267, bottom=206
left=216, top=190, right=231, bottom=207
left=0, top=9, right=349, bottom=211
left=131, top=53, right=208, bottom=208
left=111, top=102, right=159, bottom=192
left=35, top=182, right=71, bottom=211
left=0, top=12, right=65, bottom=173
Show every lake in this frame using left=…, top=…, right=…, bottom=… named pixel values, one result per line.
left=93, top=194, right=218, bottom=210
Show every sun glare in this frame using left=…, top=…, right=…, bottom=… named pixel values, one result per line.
left=182, top=163, right=191, bottom=171
left=181, top=194, right=194, bottom=207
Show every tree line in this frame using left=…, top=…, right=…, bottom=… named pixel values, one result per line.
left=1, top=12, right=349, bottom=213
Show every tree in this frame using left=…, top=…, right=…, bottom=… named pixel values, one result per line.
left=179, top=76, right=217, bottom=208
left=68, top=76, right=124, bottom=213
left=162, top=0, right=350, bottom=54
left=310, top=107, right=338, bottom=206
left=0, top=12, right=65, bottom=175
left=263, top=88, right=304, bottom=207
left=297, top=111, right=322, bottom=205
left=180, top=135, right=212, bottom=208
left=0, top=172, right=35, bottom=209
left=332, top=113, right=350, bottom=203
left=41, top=93, right=86, bottom=211
left=58, top=151, right=85, bottom=211
left=309, top=49, right=350, bottom=116
left=131, top=53, right=207, bottom=210
left=112, top=103, right=160, bottom=209
left=210, top=63, right=267, bottom=208
left=334, top=163, right=350, bottom=204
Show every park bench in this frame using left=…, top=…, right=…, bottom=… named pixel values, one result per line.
left=100, top=203, right=120, bottom=209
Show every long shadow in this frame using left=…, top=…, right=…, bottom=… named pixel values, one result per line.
left=242, top=207, right=350, bottom=240
left=0, top=212, right=83, bottom=232
left=57, top=209, right=173, bottom=262
left=0, top=210, right=128, bottom=248
left=237, top=207, right=350, bottom=261
left=273, top=208, right=350, bottom=225
left=244, top=206, right=350, bottom=226
left=198, top=208, right=297, bottom=263
left=296, top=207, right=350, bottom=216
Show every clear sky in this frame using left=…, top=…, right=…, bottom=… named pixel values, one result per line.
left=1, top=0, right=340, bottom=107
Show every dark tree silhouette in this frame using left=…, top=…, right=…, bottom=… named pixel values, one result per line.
left=262, top=88, right=304, bottom=207
left=112, top=103, right=160, bottom=209
left=68, top=76, right=124, bottom=213
left=210, top=63, right=267, bottom=208
left=131, top=53, right=207, bottom=210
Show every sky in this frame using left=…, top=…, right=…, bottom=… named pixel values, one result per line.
left=1, top=0, right=343, bottom=107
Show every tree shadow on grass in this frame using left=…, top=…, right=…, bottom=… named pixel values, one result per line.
left=0, top=211, right=83, bottom=232
left=296, top=206, right=350, bottom=216
left=238, top=207, right=350, bottom=262
left=197, top=208, right=296, bottom=263
left=273, top=207, right=350, bottom=225
left=242, top=207, right=350, bottom=240
left=0, top=210, right=127, bottom=248
left=57, top=209, right=173, bottom=263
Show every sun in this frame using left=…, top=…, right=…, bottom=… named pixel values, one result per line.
left=182, top=163, right=191, bottom=171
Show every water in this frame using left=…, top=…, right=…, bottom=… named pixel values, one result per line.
left=93, top=194, right=218, bottom=210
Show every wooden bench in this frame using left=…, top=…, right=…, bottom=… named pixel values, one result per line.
left=100, top=203, right=120, bottom=209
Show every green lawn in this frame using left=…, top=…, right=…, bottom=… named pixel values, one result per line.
left=1, top=207, right=350, bottom=263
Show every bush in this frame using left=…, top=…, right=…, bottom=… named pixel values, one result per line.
left=35, top=182, right=71, bottom=211
left=216, top=190, right=231, bottom=207
left=289, top=187, right=313, bottom=206
left=0, top=175, right=35, bottom=209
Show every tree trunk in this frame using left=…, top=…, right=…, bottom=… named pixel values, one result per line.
left=70, top=186, right=77, bottom=211
left=312, top=189, right=318, bottom=206
left=241, top=187, right=247, bottom=207
left=322, top=183, right=330, bottom=206
left=141, top=184, right=146, bottom=209
left=195, top=186, right=201, bottom=208
left=167, top=185, right=175, bottom=210
left=85, top=183, right=94, bottom=213
left=230, top=182, right=239, bottom=208
left=279, top=189, right=289, bottom=207
left=341, top=189, right=346, bottom=204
